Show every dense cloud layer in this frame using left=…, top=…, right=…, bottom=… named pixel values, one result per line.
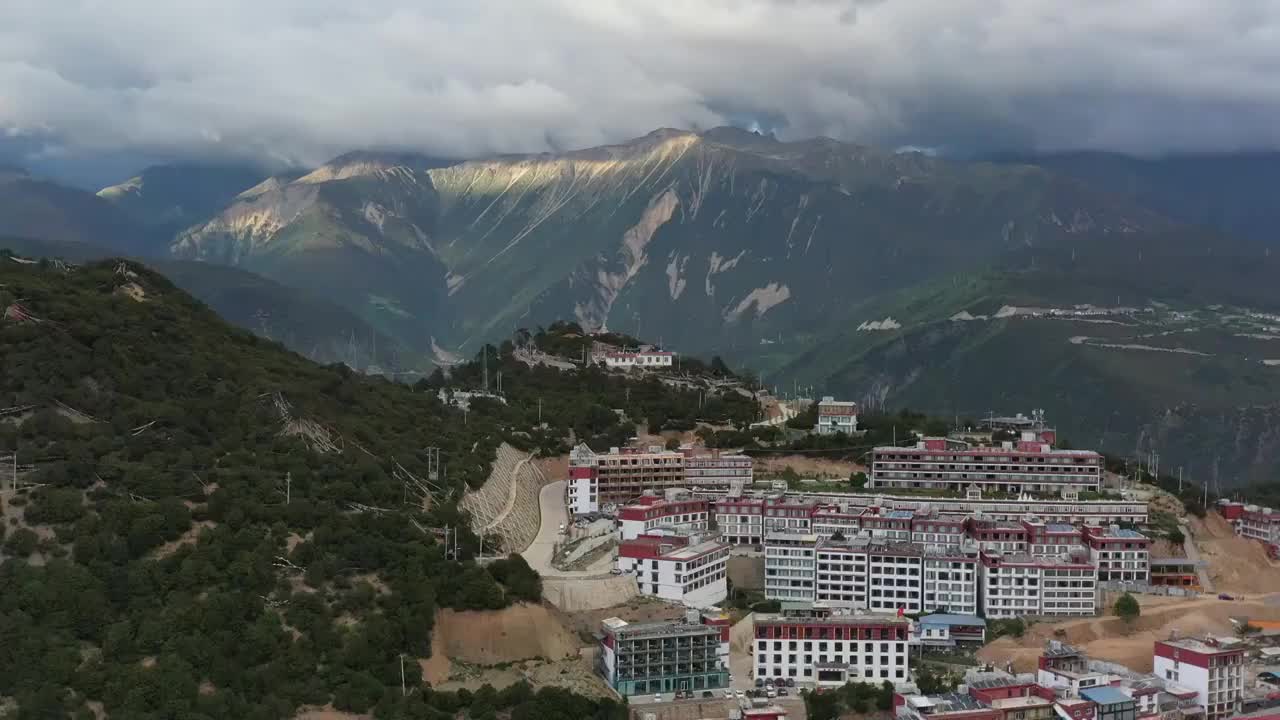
left=4, top=0, right=1280, bottom=176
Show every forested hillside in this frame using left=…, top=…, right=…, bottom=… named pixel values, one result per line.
left=0, top=254, right=624, bottom=719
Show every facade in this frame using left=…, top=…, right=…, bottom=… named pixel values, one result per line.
left=765, top=530, right=820, bottom=602
left=1148, top=558, right=1202, bottom=590
left=913, top=614, right=987, bottom=645
left=695, top=489, right=1149, bottom=526
left=870, top=433, right=1103, bottom=494
left=616, top=534, right=729, bottom=608
left=816, top=396, right=859, bottom=436
left=980, top=551, right=1097, bottom=618
left=923, top=547, right=981, bottom=616
left=1079, top=688, right=1137, bottom=720
left=1023, top=519, right=1085, bottom=555
left=1082, top=526, right=1150, bottom=583
left=599, top=610, right=730, bottom=696
left=967, top=518, right=1030, bottom=553
left=1238, top=506, right=1280, bottom=555
left=595, top=350, right=675, bottom=369
left=1152, top=638, right=1245, bottom=720
left=753, top=604, right=910, bottom=687
left=567, top=444, right=686, bottom=513
left=682, top=449, right=753, bottom=489
left=716, top=496, right=816, bottom=545
left=618, top=494, right=710, bottom=541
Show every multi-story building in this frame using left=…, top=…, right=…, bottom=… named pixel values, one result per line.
left=715, top=496, right=817, bottom=545
left=1148, top=558, right=1202, bottom=591
left=812, top=505, right=869, bottom=540
left=695, top=488, right=1149, bottom=525
left=1080, top=687, right=1137, bottom=720
left=599, top=610, right=730, bottom=696
left=618, top=493, right=710, bottom=540
left=1037, top=642, right=1121, bottom=697
left=682, top=449, right=753, bottom=489
left=870, top=433, right=1103, bottom=494
left=816, top=396, right=859, bottom=436
left=1152, top=637, right=1245, bottom=720
left=923, top=546, right=980, bottom=616
left=1023, top=519, right=1084, bottom=555
left=862, top=510, right=916, bottom=542
left=809, top=535, right=925, bottom=612
left=913, top=514, right=969, bottom=549
left=594, top=349, right=675, bottom=369
left=753, top=604, right=910, bottom=687
left=912, top=613, right=987, bottom=645
left=616, top=533, right=729, bottom=608
left=980, top=551, right=1097, bottom=618
left=1082, top=526, right=1150, bottom=583
left=1238, top=506, right=1280, bottom=556
left=567, top=444, right=685, bottom=513
left=967, top=518, right=1029, bottom=552
left=764, top=530, right=819, bottom=602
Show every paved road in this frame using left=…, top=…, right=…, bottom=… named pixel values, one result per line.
left=522, top=479, right=611, bottom=579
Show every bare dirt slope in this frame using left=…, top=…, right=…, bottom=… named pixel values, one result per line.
left=432, top=604, right=579, bottom=667
left=979, top=594, right=1280, bottom=673
left=1192, top=512, right=1280, bottom=594
left=728, top=555, right=764, bottom=591
left=754, top=455, right=864, bottom=479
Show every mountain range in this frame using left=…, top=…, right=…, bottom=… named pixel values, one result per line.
left=2, top=129, right=1279, bottom=485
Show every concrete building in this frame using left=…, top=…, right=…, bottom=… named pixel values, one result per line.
left=923, top=546, right=981, bottom=616
left=715, top=496, right=816, bottom=545
left=1023, top=519, right=1085, bottom=556
left=599, top=610, right=730, bottom=696
left=979, top=551, right=1097, bottom=618
left=1079, top=687, right=1137, bottom=720
left=764, top=530, right=820, bottom=602
left=594, top=349, right=675, bottom=369
left=967, top=518, right=1030, bottom=553
left=566, top=444, right=685, bottom=513
left=870, top=433, right=1103, bottom=494
left=1152, top=637, right=1245, bottom=720
left=1082, top=526, right=1150, bottom=583
left=816, top=396, right=859, bottom=436
left=682, top=449, right=753, bottom=489
left=753, top=604, right=910, bottom=687
left=1148, top=558, right=1203, bottom=590
left=1238, top=506, right=1280, bottom=556
left=618, top=493, right=710, bottom=541
left=913, top=614, right=987, bottom=646
left=616, top=533, right=729, bottom=608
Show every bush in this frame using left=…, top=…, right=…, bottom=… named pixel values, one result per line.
left=1114, top=593, right=1140, bottom=626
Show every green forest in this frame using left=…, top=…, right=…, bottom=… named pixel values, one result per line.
left=0, top=255, right=625, bottom=718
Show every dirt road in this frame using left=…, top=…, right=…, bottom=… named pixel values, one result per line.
left=979, top=593, right=1280, bottom=673
left=521, top=480, right=639, bottom=610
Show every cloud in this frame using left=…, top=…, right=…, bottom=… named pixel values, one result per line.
left=3, top=0, right=1280, bottom=176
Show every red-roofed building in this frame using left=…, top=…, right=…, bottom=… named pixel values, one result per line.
left=618, top=494, right=710, bottom=540
left=616, top=533, right=729, bottom=608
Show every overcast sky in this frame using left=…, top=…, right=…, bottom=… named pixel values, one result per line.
left=4, top=0, right=1280, bottom=184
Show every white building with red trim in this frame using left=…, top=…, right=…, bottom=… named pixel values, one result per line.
left=1153, top=637, right=1245, bottom=720
left=593, top=349, right=674, bottom=369
left=1081, top=525, right=1150, bottom=583
left=618, top=493, right=711, bottom=540
left=681, top=448, right=753, bottom=488
left=753, top=604, right=910, bottom=687
left=616, top=533, right=730, bottom=608
left=979, top=550, right=1097, bottom=618
left=816, top=396, right=859, bottom=436
left=870, top=432, right=1103, bottom=494
left=1238, top=506, right=1280, bottom=556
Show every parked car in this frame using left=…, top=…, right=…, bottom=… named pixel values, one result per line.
left=724, top=689, right=734, bottom=699
left=702, top=691, right=714, bottom=699
left=609, top=568, right=623, bottom=575
left=778, top=687, right=789, bottom=696
left=736, top=690, right=746, bottom=700
left=653, top=693, right=663, bottom=703
left=1219, top=593, right=1235, bottom=600
left=558, top=523, right=565, bottom=533
left=754, top=678, right=765, bottom=688
left=785, top=678, right=795, bottom=687
left=766, top=689, right=777, bottom=699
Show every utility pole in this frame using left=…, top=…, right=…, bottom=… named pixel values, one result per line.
left=482, top=346, right=489, bottom=392
left=285, top=472, right=291, bottom=505
left=400, top=654, right=406, bottom=696
left=538, top=398, right=543, bottom=425
left=1178, top=466, right=1183, bottom=494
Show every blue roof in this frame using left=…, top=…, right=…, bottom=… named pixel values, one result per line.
left=919, top=614, right=987, bottom=627
left=1080, top=687, right=1133, bottom=706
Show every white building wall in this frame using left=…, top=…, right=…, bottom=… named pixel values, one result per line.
left=867, top=554, right=923, bottom=613
left=618, top=551, right=729, bottom=608
left=568, top=476, right=598, bottom=514
left=922, top=558, right=978, bottom=615
left=754, top=632, right=908, bottom=685
left=765, top=538, right=817, bottom=601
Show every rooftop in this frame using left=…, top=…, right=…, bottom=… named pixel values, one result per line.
left=1046, top=523, right=1078, bottom=533
left=1080, top=687, right=1135, bottom=706
left=919, top=613, right=987, bottom=627
left=754, top=611, right=908, bottom=628
left=990, top=696, right=1052, bottom=710
left=925, top=693, right=986, bottom=712
left=969, top=677, right=1033, bottom=690
left=609, top=619, right=721, bottom=640
left=1158, top=637, right=1243, bottom=655
left=662, top=539, right=728, bottom=561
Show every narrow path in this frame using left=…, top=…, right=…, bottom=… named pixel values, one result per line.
left=482, top=454, right=530, bottom=533
left=1181, top=523, right=1215, bottom=593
